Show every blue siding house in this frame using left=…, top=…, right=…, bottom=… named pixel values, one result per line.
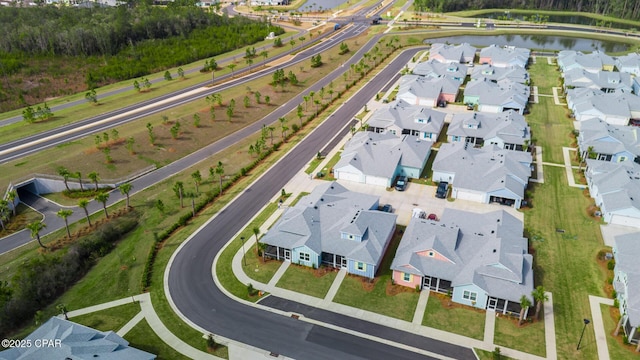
left=261, top=182, right=397, bottom=279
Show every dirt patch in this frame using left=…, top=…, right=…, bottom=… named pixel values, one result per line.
left=386, top=281, right=416, bottom=296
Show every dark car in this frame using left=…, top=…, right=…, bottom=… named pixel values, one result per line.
left=466, top=103, right=474, bottom=110
left=395, top=176, right=408, bottom=191
left=381, top=204, right=393, bottom=213
left=427, top=213, right=437, bottom=221
left=437, top=101, right=447, bottom=108
left=436, top=181, right=448, bottom=199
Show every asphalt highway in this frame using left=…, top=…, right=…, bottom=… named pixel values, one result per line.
left=167, top=47, right=475, bottom=359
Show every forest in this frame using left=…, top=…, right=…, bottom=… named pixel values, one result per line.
left=415, top=0, right=640, bottom=20
left=0, top=6, right=283, bottom=112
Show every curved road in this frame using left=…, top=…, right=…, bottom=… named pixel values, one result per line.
left=167, top=47, right=475, bottom=359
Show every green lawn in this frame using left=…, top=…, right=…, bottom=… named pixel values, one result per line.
left=71, top=302, right=141, bottom=332
left=276, top=265, right=338, bottom=298
left=0, top=203, right=43, bottom=238
left=601, top=304, right=638, bottom=359
left=529, top=58, right=562, bottom=94
left=242, top=244, right=282, bottom=285
left=333, top=226, right=420, bottom=322
left=527, top=100, right=574, bottom=164
left=474, top=348, right=517, bottom=360
left=422, top=293, right=485, bottom=341
left=317, top=151, right=341, bottom=180
left=494, top=315, right=546, bottom=357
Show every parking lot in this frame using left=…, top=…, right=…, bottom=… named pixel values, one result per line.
left=337, top=179, right=524, bottom=225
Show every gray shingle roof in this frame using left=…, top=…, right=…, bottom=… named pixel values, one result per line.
left=0, top=317, right=155, bottom=360
left=614, top=232, right=640, bottom=327
left=558, top=50, right=615, bottom=73
left=616, top=53, right=640, bottom=76
left=391, top=209, right=533, bottom=303
left=260, top=182, right=397, bottom=266
left=429, top=42, right=477, bottom=64
left=335, top=132, right=432, bottom=179
left=479, top=45, right=530, bottom=68
left=398, top=75, right=460, bottom=101
left=413, top=59, right=468, bottom=83
left=448, top=110, right=530, bottom=146
left=433, top=143, right=531, bottom=196
left=563, top=68, right=632, bottom=92
left=464, top=78, right=530, bottom=108
left=578, top=118, right=640, bottom=158
left=586, top=159, right=640, bottom=213
left=366, top=99, right=446, bottom=135
left=470, top=64, right=529, bottom=84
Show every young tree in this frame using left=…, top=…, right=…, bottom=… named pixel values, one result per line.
left=289, top=39, right=296, bottom=49
left=260, top=51, right=268, bottom=63
left=133, top=79, right=141, bottom=92
left=126, top=137, right=136, bottom=155
left=119, top=183, right=133, bottom=209
left=228, top=64, right=237, bottom=77
left=288, top=71, right=298, bottom=86
left=22, top=106, right=36, bottom=123
left=143, top=77, right=152, bottom=91
left=214, top=161, right=224, bottom=194
left=88, top=171, right=100, bottom=191
left=57, top=209, right=73, bottom=238
left=78, top=199, right=91, bottom=226
left=164, top=70, right=173, bottom=81
left=246, top=58, right=254, bottom=73
left=26, top=221, right=47, bottom=248
left=253, top=227, right=265, bottom=261
left=6, top=190, right=17, bottom=217
left=254, top=91, right=262, bottom=104
left=173, top=181, right=185, bottom=208
left=146, top=123, right=155, bottom=145
left=299, top=36, right=306, bottom=44
left=519, top=295, right=531, bottom=326
left=273, top=37, right=283, bottom=47
left=243, top=95, right=250, bottom=108
left=303, top=96, right=310, bottom=111
left=0, top=200, right=9, bottom=231
left=267, top=126, right=275, bottom=144
left=177, top=67, right=185, bottom=79
left=102, top=147, right=112, bottom=163
left=226, top=106, right=234, bottom=122
left=193, top=113, right=201, bottom=128
left=111, top=128, right=119, bottom=141
left=191, top=170, right=202, bottom=194
left=297, top=104, right=304, bottom=127
left=265, top=96, right=271, bottom=106
left=85, top=89, right=98, bottom=104
left=531, top=286, right=549, bottom=321
left=279, top=117, right=288, bottom=139
left=57, top=167, right=71, bottom=191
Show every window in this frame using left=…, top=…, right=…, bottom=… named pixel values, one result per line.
left=452, top=136, right=460, bottom=142
left=463, top=290, right=477, bottom=301
left=299, top=252, right=310, bottom=262
left=356, top=262, right=365, bottom=271
left=428, top=251, right=434, bottom=257
left=403, top=273, right=411, bottom=282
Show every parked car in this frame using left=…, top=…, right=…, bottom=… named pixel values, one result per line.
left=381, top=204, right=393, bottom=213
left=436, top=181, right=448, bottom=199
left=466, top=103, right=474, bottom=110
left=427, top=213, right=437, bottom=221
left=395, top=176, right=408, bottom=191
left=437, top=101, right=447, bottom=108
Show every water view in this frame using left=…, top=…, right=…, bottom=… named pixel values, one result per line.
left=468, top=11, right=639, bottom=30
left=424, top=34, right=630, bottom=53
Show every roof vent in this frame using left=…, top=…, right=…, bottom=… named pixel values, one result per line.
left=478, top=233, right=484, bottom=236
left=492, top=249, right=496, bottom=253
left=314, top=206, right=317, bottom=209
left=320, top=198, right=324, bottom=201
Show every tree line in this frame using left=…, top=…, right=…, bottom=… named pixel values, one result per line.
left=415, top=0, right=640, bottom=20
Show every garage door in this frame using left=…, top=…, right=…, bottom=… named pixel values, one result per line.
left=336, top=171, right=363, bottom=183
left=365, top=175, right=389, bottom=187
left=455, top=189, right=484, bottom=203
left=610, top=214, right=640, bottom=229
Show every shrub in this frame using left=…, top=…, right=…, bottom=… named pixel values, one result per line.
left=608, top=259, right=616, bottom=270
left=207, top=334, right=217, bottom=350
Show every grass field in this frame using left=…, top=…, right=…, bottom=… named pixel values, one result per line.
left=242, top=244, right=283, bottom=285
left=494, top=315, right=546, bottom=357
left=422, top=293, right=486, bottom=341
left=277, top=265, right=338, bottom=298
left=71, top=302, right=141, bottom=332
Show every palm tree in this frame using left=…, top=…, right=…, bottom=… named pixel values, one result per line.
left=95, top=192, right=110, bottom=218
left=253, top=227, right=264, bottom=261
left=303, top=96, right=309, bottom=112
left=78, top=199, right=91, bottom=226
left=191, top=170, right=202, bottom=194
left=57, top=209, right=73, bottom=238
left=531, top=286, right=549, bottom=321
left=57, top=166, right=71, bottom=191
left=228, top=64, right=236, bottom=77
left=74, top=171, right=84, bottom=191
left=119, top=183, right=133, bottom=209
left=279, top=117, right=287, bottom=140
left=6, top=190, right=17, bottom=217
left=26, top=221, right=47, bottom=248
left=519, top=295, right=531, bottom=326
left=88, top=171, right=100, bottom=191
left=214, top=161, right=224, bottom=194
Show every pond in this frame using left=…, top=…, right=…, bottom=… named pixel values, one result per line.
left=423, top=34, right=630, bottom=53
left=468, top=11, right=639, bottom=30
left=296, top=0, right=350, bottom=12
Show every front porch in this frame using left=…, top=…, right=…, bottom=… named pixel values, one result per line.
left=486, top=296, right=524, bottom=317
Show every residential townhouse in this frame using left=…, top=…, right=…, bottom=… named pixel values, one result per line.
left=447, top=110, right=531, bottom=151
left=464, top=78, right=530, bottom=114
left=432, top=143, right=532, bottom=209
left=429, top=42, right=477, bottom=64
left=412, top=59, right=468, bottom=83
left=558, top=50, right=616, bottom=73
left=470, top=64, right=529, bottom=84
left=390, top=208, right=534, bottom=315
left=616, top=53, right=640, bottom=76
left=578, top=118, right=640, bottom=163
left=334, top=132, right=432, bottom=187
left=613, top=232, right=640, bottom=347
left=397, top=75, right=461, bottom=107
left=260, top=182, right=397, bottom=279
left=366, top=99, right=446, bottom=140
left=479, top=44, right=530, bottom=68
left=585, top=159, right=640, bottom=228
left=563, top=68, right=632, bottom=93
left=567, top=89, right=640, bottom=126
